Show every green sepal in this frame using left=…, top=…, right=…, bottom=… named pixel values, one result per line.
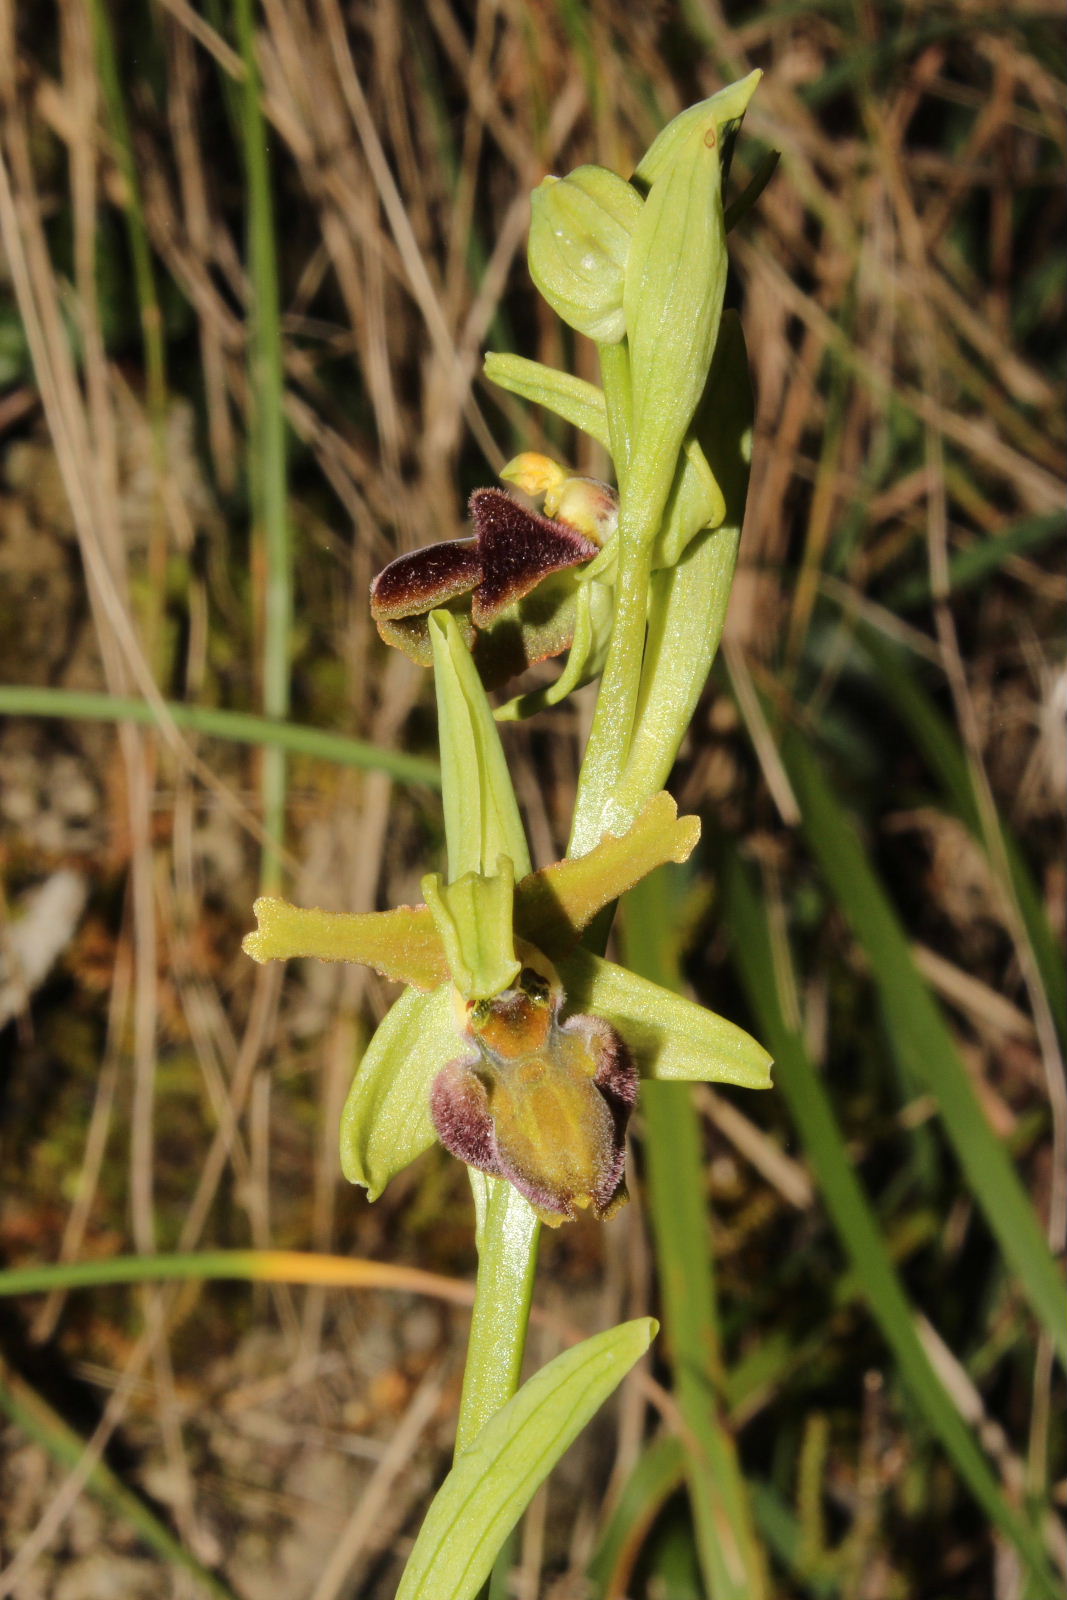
left=243, top=896, right=449, bottom=991
left=558, top=946, right=772, bottom=1090
left=429, top=610, right=532, bottom=882
left=422, top=859, right=521, bottom=1001
left=515, top=791, right=700, bottom=954
left=494, top=578, right=614, bottom=722
left=482, top=353, right=610, bottom=451
left=339, top=983, right=460, bottom=1197
left=528, top=165, right=643, bottom=343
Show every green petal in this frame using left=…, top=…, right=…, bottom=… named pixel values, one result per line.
left=429, top=610, right=532, bottom=881
left=339, top=983, right=460, bottom=1197
left=482, top=353, right=610, bottom=451
left=516, top=792, right=700, bottom=954
left=422, top=861, right=521, bottom=1000
left=557, top=947, right=772, bottom=1090
left=243, top=897, right=449, bottom=991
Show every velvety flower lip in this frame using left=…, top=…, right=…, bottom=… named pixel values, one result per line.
left=467, top=488, right=598, bottom=624
left=429, top=957, right=638, bottom=1226
left=369, top=488, right=597, bottom=630
left=370, top=538, right=482, bottom=622
left=369, top=487, right=601, bottom=682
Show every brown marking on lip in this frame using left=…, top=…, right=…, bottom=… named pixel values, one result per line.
left=430, top=975, right=637, bottom=1224
left=370, top=539, right=482, bottom=621
left=469, top=488, right=598, bottom=627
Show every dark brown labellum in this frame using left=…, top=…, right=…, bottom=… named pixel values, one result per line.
left=468, top=489, right=598, bottom=625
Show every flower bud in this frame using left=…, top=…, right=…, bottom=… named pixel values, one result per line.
left=500, top=453, right=619, bottom=548
left=544, top=476, right=618, bottom=546
left=528, top=165, right=643, bottom=344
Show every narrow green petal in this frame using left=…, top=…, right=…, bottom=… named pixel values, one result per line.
left=339, top=984, right=460, bottom=1198
left=482, top=353, right=610, bottom=451
left=422, top=861, right=521, bottom=1000
left=243, top=897, right=449, bottom=991
left=494, top=579, right=614, bottom=722
left=557, top=948, right=772, bottom=1090
left=516, top=792, right=700, bottom=954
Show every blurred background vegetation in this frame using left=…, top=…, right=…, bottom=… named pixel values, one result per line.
left=0, top=1, right=1063, bottom=1597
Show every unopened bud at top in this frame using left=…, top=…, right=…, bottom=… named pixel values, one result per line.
left=528, top=165, right=643, bottom=344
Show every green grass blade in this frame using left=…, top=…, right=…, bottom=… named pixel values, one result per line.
left=0, top=685, right=440, bottom=788
left=89, top=0, right=167, bottom=422
left=851, top=624, right=1066, bottom=1035
left=885, top=510, right=1066, bottom=610
left=234, top=0, right=291, bottom=893
left=778, top=730, right=1067, bottom=1366
left=0, top=1359, right=239, bottom=1600
left=396, top=1319, right=656, bottom=1600
left=0, top=1249, right=471, bottom=1301
left=586, top=1434, right=686, bottom=1597
left=720, top=847, right=1059, bottom=1596
left=622, top=869, right=767, bottom=1600
left=748, top=1481, right=839, bottom=1599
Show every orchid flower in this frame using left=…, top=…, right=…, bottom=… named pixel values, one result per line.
left=244, top=611, right=770, bottom=1227
left=369, top=473, right=616, bottom=695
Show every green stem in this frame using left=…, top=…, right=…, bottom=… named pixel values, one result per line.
left=597, top=340, right=633, bottom=480
left=454, top=1180, right=540, bottom=1455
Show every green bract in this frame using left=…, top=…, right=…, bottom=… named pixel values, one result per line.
left=429, top=610, right=530, bottom=881
left=396, top=1319, right=657, bottom=1600
left=621, top=109, right=727, bottom=542
left=527, top=165, right=643, bottom=344
left=632, top=70, right=763, bottom=189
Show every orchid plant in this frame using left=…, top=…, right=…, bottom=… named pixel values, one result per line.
left=244, top=71, right=773, bottom=1600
